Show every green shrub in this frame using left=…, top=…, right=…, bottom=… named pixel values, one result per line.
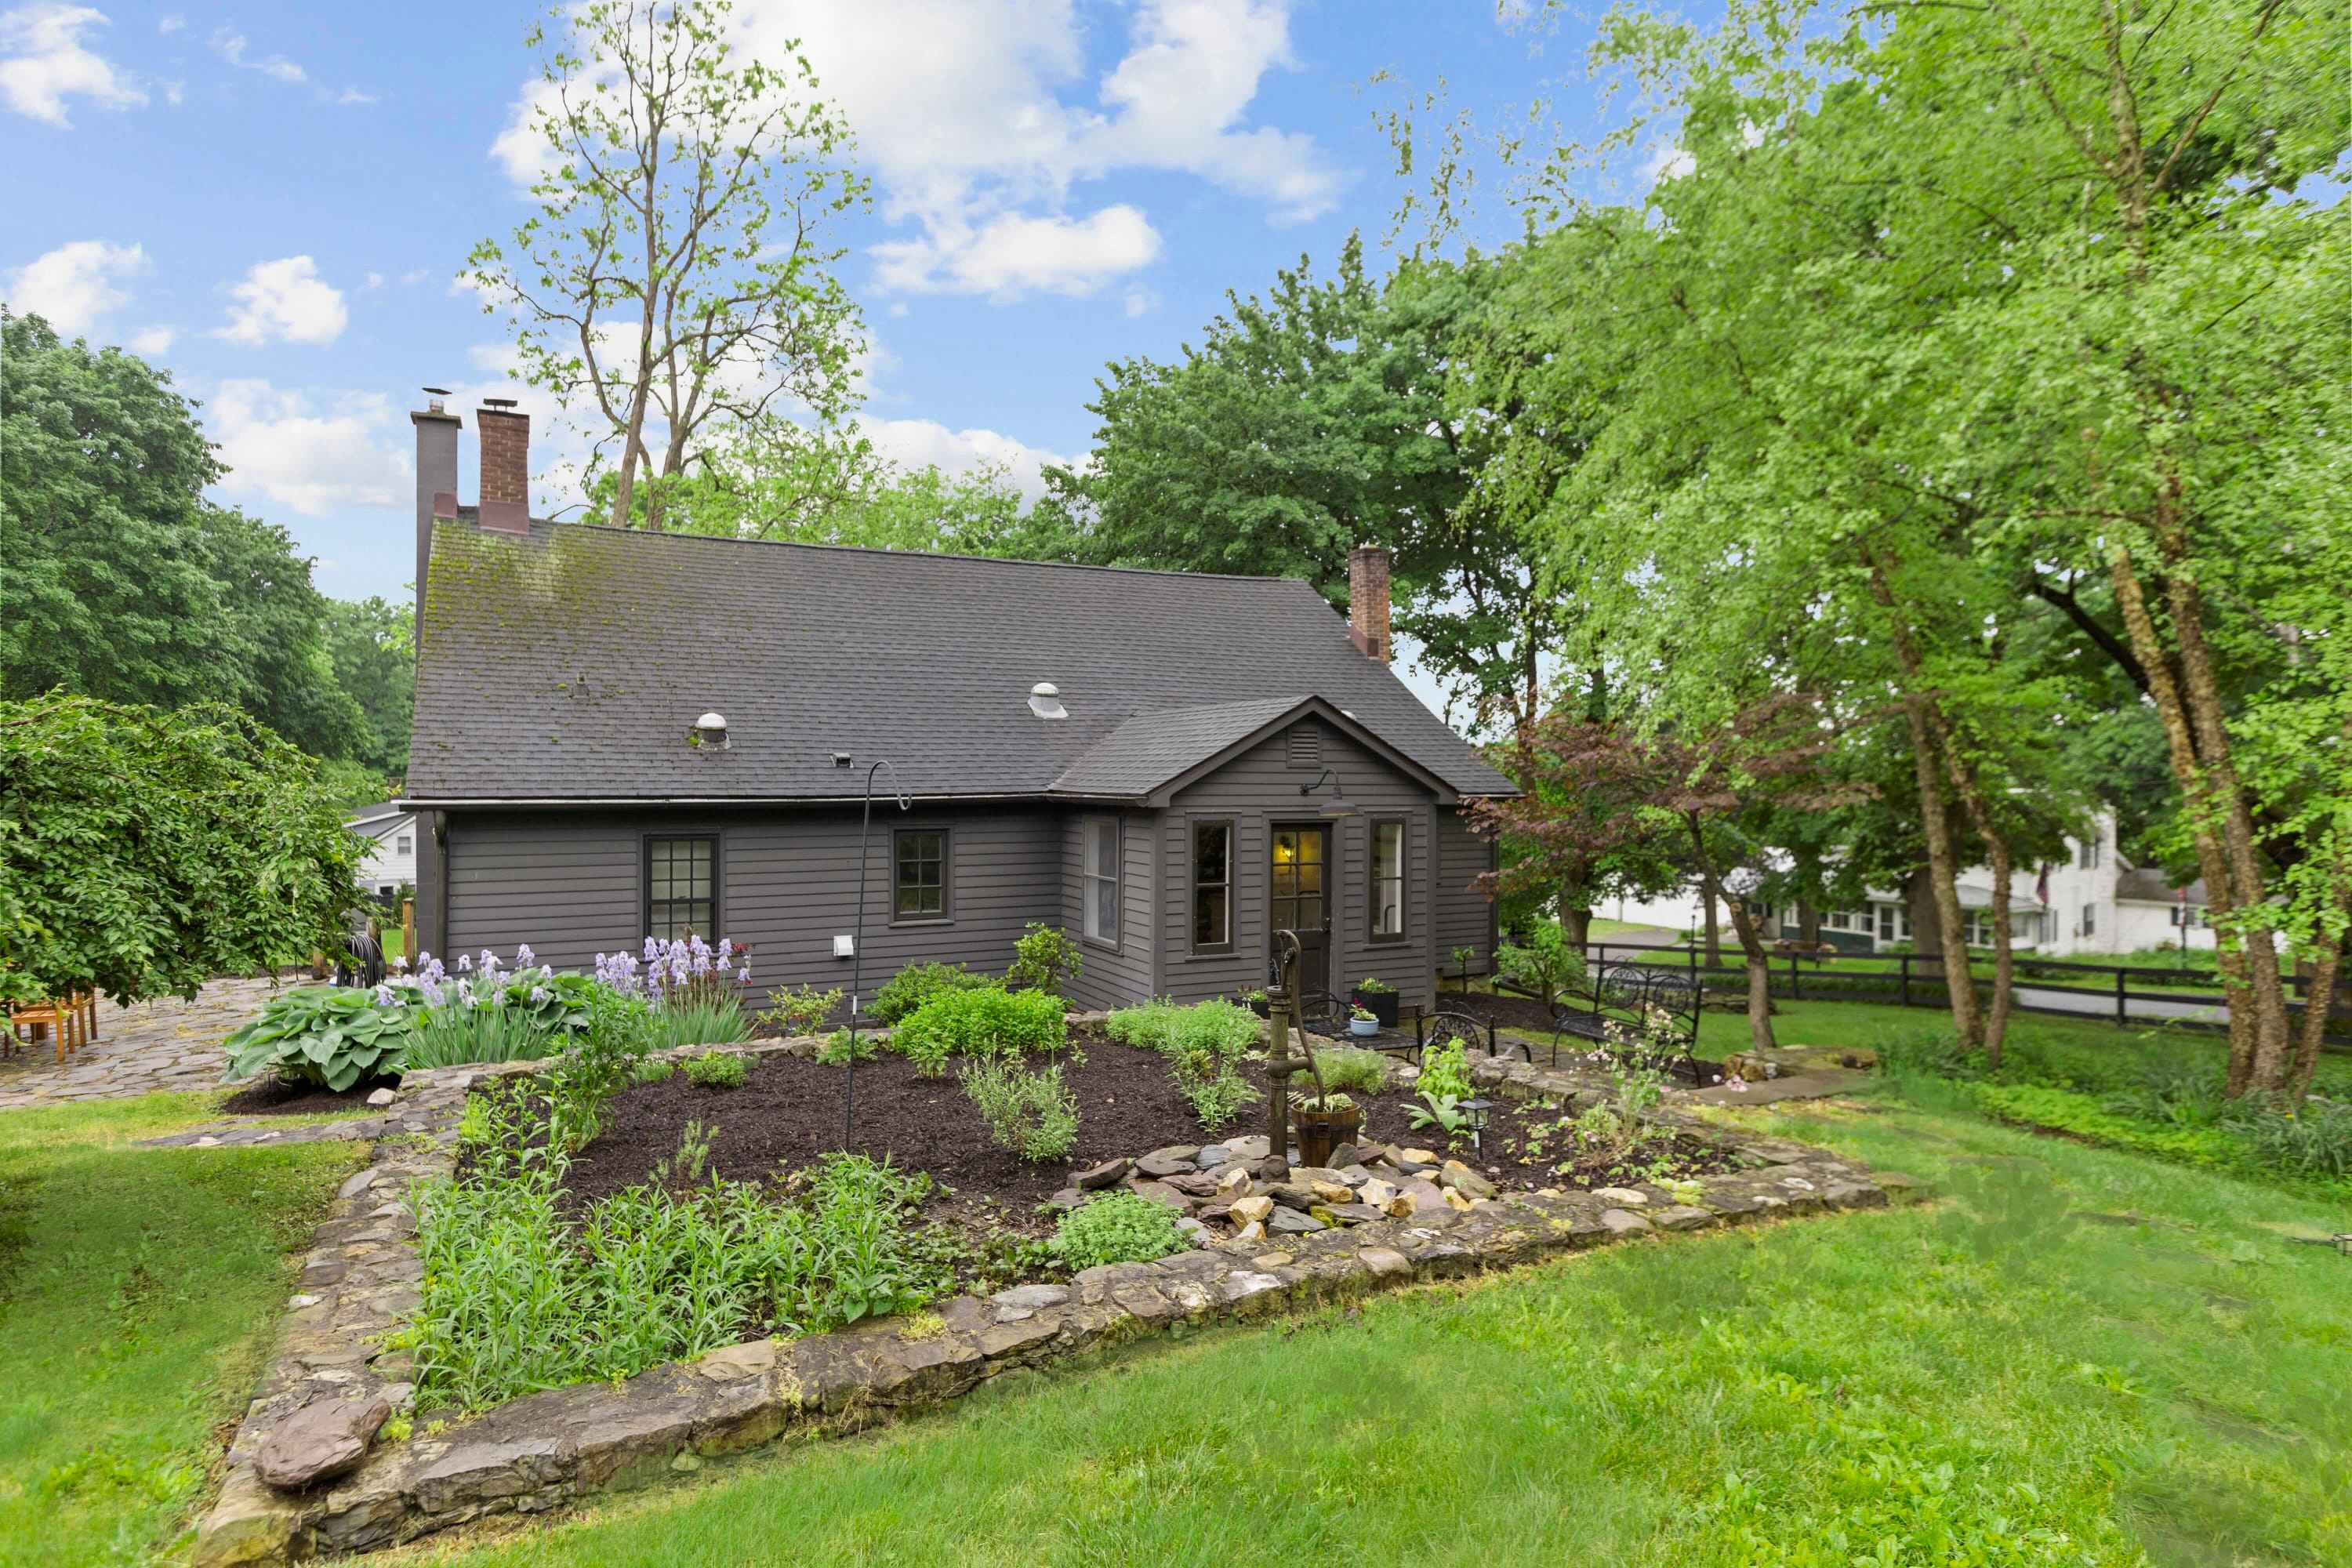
left=405, top=1087, right=942, bottom=1413
left=1106, top=997, right=1263, bottom=1131
left=2228, top=1094, right=2352, bottom=1181
left=683, top=1050, right=750, bottom=1089
left=1049, top=1190, right=1190, bottom=1270
left=815, top=1027, right=881, bottom=1065
left=960, top=1057, right=1080, bottom=1161
left=648, top=996, right=750, bottom=1052
left=872, top=961, right=992, bottom=1025
left=1496, top=920, right=1586, bottom=1006
left=893, top=985, right=1068, bottom=1077
left=755, top=984, right=844, bottom=1037
left=1419, top=1036, right=1473, bottom=1101
left=223, top=986, right=411, bottom=1090
left=1312, top=1045, right=1390, bottom=1096
left=1007, top=922, right=1083, bottom=997
left=546, top=987, right=655, bottom=1150
left=633, top=1055, right=677, bottom=1086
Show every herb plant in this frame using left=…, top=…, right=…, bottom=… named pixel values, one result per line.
left=893, top=985, right=1066, bottom=1076
left=960, top=1057, right=1080, bottom=1161
left=683, top=1050, right=750, bottom=1089
left=1049, top=1190, right=1189, bottom=1269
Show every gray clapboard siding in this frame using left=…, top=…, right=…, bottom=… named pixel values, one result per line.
left=1060, top=810, right=1156, bottom=1012
left=1164, top=718, right=1438, bottom=1014
left=442, top=806, right=1063, bottom=1002
left=1435, top=808, right=1497, bottom=973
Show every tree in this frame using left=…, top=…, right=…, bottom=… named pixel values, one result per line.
left=469, top=0, right=869, bottom=531
left=321, top=596, right=416, bottom=780
left=1045, top=236, right=1565, bottom=744
left=1474, top=695, right=1848, bottom=1049
left=0, top=313, right=369, bottom=762
left=0, top=696, right=364, bottom=1006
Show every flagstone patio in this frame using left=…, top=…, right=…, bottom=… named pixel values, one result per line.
left=0, top=975, right=285, bottom=1111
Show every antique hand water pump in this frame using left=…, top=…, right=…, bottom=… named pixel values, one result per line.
left=1263, top=930, right=1323, bottom=1167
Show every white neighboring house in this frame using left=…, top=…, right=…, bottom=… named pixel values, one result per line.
left=1607, top=811, right=2213, bottom=959
left=347, top=800, right=417, bottom=901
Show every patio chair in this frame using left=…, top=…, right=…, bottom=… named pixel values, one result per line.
left=9, top=991, right=93, bottom=1064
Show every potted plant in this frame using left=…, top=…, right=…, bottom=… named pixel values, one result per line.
left=1349, top=975, right=1399, bottom=1028
left=1240, top=987, right=1270, bottom=1018
left=1347, top=1004, right=1381, bottom=1037
left=1292, top=1092, right=1363, bottom=1168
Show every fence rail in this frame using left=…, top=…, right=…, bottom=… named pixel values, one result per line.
left=1563, top=940, right=2352, bottom=1044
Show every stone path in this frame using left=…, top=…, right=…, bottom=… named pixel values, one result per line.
left=0, top=975, right=285, bottom=1111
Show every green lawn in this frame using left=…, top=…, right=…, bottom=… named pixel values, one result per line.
left=0, top=1094, right=362, bottom=1567
left=405, top=1077, right=2352, bottom=1567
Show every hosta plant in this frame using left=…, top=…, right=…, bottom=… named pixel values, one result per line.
left=223, top=985, right=412, bottom=1090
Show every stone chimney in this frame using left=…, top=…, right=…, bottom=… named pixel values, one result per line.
left=410, top=389, right=460, bottom=649
left=476, top=397, right=532, bottom=533
left=1348, top=544, right=1392, bottom=662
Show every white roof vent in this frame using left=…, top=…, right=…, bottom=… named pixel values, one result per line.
left=689, top=712, right=729, bottom=749
left=1028, top=681, right=1067, bottom=720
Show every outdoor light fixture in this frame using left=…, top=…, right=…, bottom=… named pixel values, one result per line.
left=1458, top=1096, right=1494, bottom=1152
left=1298, top=766, right=1356, bottom=819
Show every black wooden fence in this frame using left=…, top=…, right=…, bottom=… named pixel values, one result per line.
left=1564, top=941, right=2352, bottom=1044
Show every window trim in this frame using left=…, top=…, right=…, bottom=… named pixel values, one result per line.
left=1189, top=817, right=1235, bottom=956
left=644, top=833, right=721, bottom=942
left=1366, top=815, right=1408, bottom=945
left=1081, top=815, right=1122, bottom=952
left=889, top=826, right=953, bottom=927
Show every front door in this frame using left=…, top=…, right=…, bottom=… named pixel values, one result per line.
left=1269, top=823, right=1332, bottom=1000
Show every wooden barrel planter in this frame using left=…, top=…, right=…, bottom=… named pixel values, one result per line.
left=1291, top=1100, right=1363, bottom=1168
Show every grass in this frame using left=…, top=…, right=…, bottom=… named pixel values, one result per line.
left=0, top=1094, right=362, bottom=1567
left=402, top=1074, right=2352, bottom=1567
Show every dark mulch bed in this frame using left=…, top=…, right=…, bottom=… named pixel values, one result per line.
left=554, top=1032, right=1213, bottom=1221
left=1340, top=1079, right=1740, bottom=1192
left=218, top=1074, right=400, bottom=1117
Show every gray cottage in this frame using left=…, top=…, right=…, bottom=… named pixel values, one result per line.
left=403, top=397, right=1516, bottom=1016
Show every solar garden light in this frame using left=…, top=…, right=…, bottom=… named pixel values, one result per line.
left=1457, top=1096, right=1494, bottom=1153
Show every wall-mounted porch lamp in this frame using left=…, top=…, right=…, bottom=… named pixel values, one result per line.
left=1298, top=767, right=1356, bottom=819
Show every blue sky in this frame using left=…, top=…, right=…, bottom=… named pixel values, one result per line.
left=4, top=2, right=1651, bottom=715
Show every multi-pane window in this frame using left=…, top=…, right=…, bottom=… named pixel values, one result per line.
left=1191, top=820, right=1232, bottom=952
left=395, top=834, right=412, bottom=856
left=894, top=829, right=948, bottom=921
left=1083, top=818, right=1120, bottom=944
left=647, top=836, right=716, bottom=940
left=1370, top=819, right=1405, bottom=940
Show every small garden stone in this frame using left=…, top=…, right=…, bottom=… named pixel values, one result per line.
left=253, top=1395, right=390, bottom=1491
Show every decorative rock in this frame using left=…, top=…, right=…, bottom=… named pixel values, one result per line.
left=336, top=1168, right=379, bottom=1201
left=1194, top=1146, right=1234, bottom=1171
left=1652, top=1205, right=1716, bottom=1231
left=1358, top=1246, right=1411, bottom=1279
left=1145, top=1144, right=1202, bottom=1165
left=1438, top=1163, right=1495, bottom=1200
left=1400, top=1147, right=1439, bottom=1165
left=1214, top=1165, right=1254, bottom=1196
left=1075, top=1157, right=1132, bottom=1190
left=253, top=1395, right=390, bottom=1491
left=1326, top=1203, right=1385, bottom=1225
left=1162, top=1172, right=1224, bottom=1198
left=364, top=1088, right=398, bottom=1108
left=1290, top=1166, right=1348, bottom=1185
left=1134, top=1152, right=1194, bottom=1179
left=1251, top=1156, right=1291, bottom=1181
left=1591, top=1186, right=1648, bottom=1205
left=1358, top=1176, right=1401, bottom=1211
left=1265, top=1181, right=1319, bottom=1211
left=1233, top=1220, right=1265, bottom=1242
left=1229, top=1195, right=1274, bottom=1227
left=1402, top=1179, right=1450, bottom=1213
left=991, top=1283, right=1071, bottom=1312
left=1126, top=1180, right=1189, bottom=1212
left=1599, top=1208, right=1653, bottom=1235
left=1044, top=1187, right=1088, bottom=1213
left=1222, top=1135, right=1272, bottom=1161
left=1265, top=1207, right=1325, bottom=1236
left=1252, top=1250, right=1295, bottom=1268
left=1307, top=1179, right=1354, bottom=1206
left=1442, top=1187, right=1474, bottom=1212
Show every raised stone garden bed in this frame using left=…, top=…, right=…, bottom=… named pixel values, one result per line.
left=194, top=1031, right=1904, bottom=1565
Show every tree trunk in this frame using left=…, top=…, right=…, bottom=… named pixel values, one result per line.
left=1904, top=703, right=1982, bottom=1047
left=1688, top=814, right=1773, bottom=1051
left=1698, top=869, right=1722, bottom=967
left=1560, top=900, right=1592, bottom=949
left=1797, top=899, right=1820, bottom=946
left=1981, top=836, right=2015, bottom=1070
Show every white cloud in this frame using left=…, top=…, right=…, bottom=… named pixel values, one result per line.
left=1641, top=143, right=1696, bottom=185
left=0, top=4, right=146, bottom=125
left=211, top=26, right=303, bottom=84
left=493, top=0, right=1338, bottom=303
left=208, top=380, right=409, bottom=517
left=216, top=255, right=347, bottom=346
left=362, top=270, right=384, bottom=289
left=128, top=324, right=172, bottom=354
left=331, top=85, right=374, bottom=105
left=157, top=13, right=181, bottom=34
left=1122, top=285, right=1157, bottom=318
left=871, top=205, right=1161, bottom=299
left=3, top=238, right=146, bottom=331
left=862, top=416, right=1074, bottom=503
left=398, top=267, right=432, bottom=286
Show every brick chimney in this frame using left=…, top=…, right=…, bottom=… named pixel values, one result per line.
left=1348, top=544, right=1392, bottom=662
left=476, top=397, right=531, bottom=533
left=410, top=389, right=460, bottom=649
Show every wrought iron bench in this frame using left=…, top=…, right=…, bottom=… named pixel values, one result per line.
left=1550, top=960, right=1702, bottom=1082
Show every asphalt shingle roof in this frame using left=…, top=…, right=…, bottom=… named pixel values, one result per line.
left=406, top=521, right=1517, bottom=804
